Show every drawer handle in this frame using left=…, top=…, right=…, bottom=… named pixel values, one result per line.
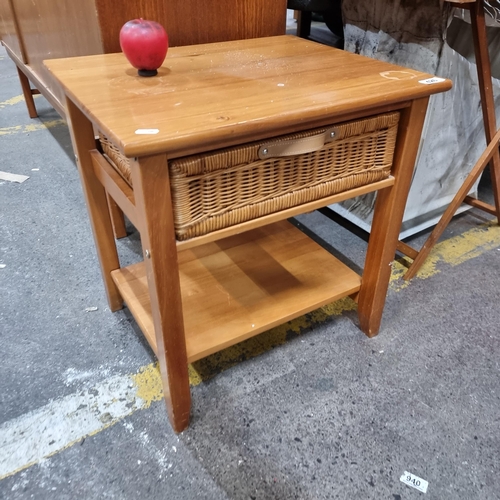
left=258, top=127, right=338, bottom=160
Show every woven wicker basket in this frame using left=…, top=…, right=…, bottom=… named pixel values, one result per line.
left=99, top=112, right=399, bottom=241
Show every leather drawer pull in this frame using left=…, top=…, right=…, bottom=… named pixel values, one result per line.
left=258, top=127, right=338, bottom=160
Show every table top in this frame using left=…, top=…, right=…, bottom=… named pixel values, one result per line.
left=45, top=35, right=451, bottom=159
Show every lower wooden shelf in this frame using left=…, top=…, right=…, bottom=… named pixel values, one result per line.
left=111, top=220, right=361, bottom=363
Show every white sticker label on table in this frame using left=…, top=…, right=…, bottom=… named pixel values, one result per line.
left=419, top=77, right=446, bottom=85
left=400, top=471, right=429, bottom=493
left=135, top=128, right=160, bottom=135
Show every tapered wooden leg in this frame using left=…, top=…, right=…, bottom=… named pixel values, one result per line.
left=358, top=97, right=429, bottom=336
left=65, top=97, right=123, bottom=311
left=129, top=155, right=191, bottom=433
left=16, top=67, right=38, bottom=118
left=107, top=193, right=128, bottom=239
left=469, top=0, right=500, bottom=218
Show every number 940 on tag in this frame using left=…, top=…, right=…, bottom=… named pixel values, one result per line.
left=400, top=471, right=429, bottom=493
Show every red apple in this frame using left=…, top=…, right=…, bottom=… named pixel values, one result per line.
left=119, top=19, right=168, bottom=77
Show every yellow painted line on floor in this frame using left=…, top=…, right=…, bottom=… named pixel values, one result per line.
left=0, top=93, right=41, bottom=109
left=0, top=94, right=25, bottom=108
left=1, top=219, right=499, bottom=481
left=390, top=219, right=500, bottom=292
left=0, top=119, right=65, bottom=136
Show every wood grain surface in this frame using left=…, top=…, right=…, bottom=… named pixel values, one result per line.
left=45, top=36, right=452, bottom=159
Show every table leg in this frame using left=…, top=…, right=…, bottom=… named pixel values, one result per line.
left=107, top=193, right=128, bottom=239
left=65, top=97, right=123, bottom=311
left=16, top=67, right=38, bottom=119
left=296, top=11, right=312, bottom=38
left=358, top=97, right=430, bottom=336
left=129, top=155, right=191, bottom=433
left=469, top=0, right=500, bottom=217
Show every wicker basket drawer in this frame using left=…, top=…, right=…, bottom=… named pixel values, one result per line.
left=99, top=112, right=399, bottom=241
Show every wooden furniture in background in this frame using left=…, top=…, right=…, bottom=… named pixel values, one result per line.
left=288, top=0, right=332, bottom=38
left=288, top=0, right=343, bottom=43
left=0, top=0, right=287, bottom=119
left=45, top=35, right=450, bottom=432
left=400, top=0, right=500, bottom=280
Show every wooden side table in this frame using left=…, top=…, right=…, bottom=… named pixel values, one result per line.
left=45, top=36, right=451, bottom=432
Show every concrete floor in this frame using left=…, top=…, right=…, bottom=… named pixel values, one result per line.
left=1, top=35, right=500, bottom=500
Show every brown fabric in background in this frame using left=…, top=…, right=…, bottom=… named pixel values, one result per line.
left=343, top=0, right=452, bottom=50
left=336, top=0, right=500, bottom=234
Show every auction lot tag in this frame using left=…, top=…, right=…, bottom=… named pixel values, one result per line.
left=400, top=471, right=429, bottom=493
